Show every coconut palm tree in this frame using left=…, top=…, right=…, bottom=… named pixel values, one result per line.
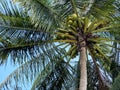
left=0, top=0, right=120, bottom=90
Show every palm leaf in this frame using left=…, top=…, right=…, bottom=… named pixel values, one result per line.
left=31, top=60, right=74, bottom=90
left=13, top=0, right=62, bottom=32
left=88, top=48, right=112, bottom=89
left=0, top=48, right=67, bottom=90
left=88, top=0, right=116, bottom=19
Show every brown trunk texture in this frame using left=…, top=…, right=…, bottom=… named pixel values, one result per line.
left=79, top=46, right=87, bottom=90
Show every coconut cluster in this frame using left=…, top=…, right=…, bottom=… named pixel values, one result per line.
left=55, top=14, right=80, bottom=58
left=55, top=13, right=108, bottom=59
left=55, top=14, right=79, bottom=41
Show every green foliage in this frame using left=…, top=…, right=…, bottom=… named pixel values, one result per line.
left=111, top=74, right=120, bottom=90
left=31, top=60, right=74, bottom=90
left=0, top=0, right=120, bottom=90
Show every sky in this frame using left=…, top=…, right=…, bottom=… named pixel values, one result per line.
left=0, top=0, right=16, bottom=84
left=0, top=57, right=33, bottom=90
left=0, top=61, right=15, bottom=83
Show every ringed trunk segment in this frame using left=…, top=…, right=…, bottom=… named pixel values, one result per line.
left=79, top=41, right=87, bottom=90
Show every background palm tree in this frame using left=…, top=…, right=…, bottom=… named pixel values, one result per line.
left=0, top=0, right=120, bottom=90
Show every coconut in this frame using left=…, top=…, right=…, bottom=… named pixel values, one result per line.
left=71, top=13, right=77, bottom=19
left=68, top=20, right=73, bottom=25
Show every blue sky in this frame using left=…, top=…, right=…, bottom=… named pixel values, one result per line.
left=0, top=58, right=32, bottom=90
left=0, top=63, right=15, bottom=83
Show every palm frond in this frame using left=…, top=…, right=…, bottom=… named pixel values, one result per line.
left=110, top=42, right=120, bottom=81
left=0, top=34, right=66, bottom=65
left=13, top=0, right=62, bottom=32
left=88, top=0, right=116, bottom=19
left=0, top=0, right=53, bottom=38
left=111, top=73, right=120, bottom=90
left=0, top=48, right=67, bottom=90
left=0, top=0, right=41, bottom=38
left=0, top=0, right=62, bottom=65
left=31, top=60, right=74, bottom=90
left=89, top=49, right=112, bottom=89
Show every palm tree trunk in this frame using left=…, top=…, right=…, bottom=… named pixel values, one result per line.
left=79, top=44, right=87, bottom=90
